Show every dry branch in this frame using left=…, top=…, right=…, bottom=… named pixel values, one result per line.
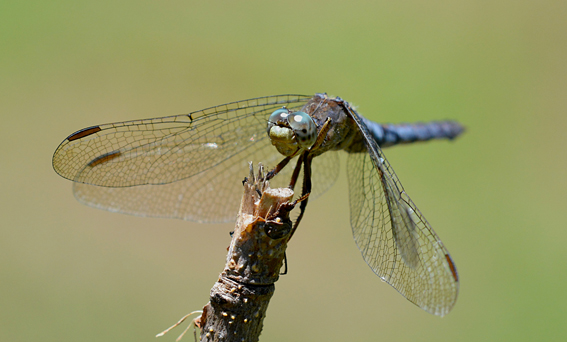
left=194, top=163, right=298, bottom=342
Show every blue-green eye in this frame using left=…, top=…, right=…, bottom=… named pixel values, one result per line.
left=288, top=111, right=317, bottom=148
left=268, top=108, right=289, bottom=124
left=267, top=108, right=290, bottom=134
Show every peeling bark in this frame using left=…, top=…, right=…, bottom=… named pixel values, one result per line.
left=197, top=164, right=297, bottom=342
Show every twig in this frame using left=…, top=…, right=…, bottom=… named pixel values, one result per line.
left=159, top=163, right=300, bottom=342
left=198, top=163, right=298, bottom=342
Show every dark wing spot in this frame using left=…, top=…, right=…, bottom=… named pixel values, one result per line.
left=445, top=254, right=459, bottom=282
left=67, top=126, right=102, bottom=141
left=88, top=150, right=121, bottom=167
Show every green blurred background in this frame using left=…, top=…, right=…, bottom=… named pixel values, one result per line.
left=2, top=0, right=566, bottom=341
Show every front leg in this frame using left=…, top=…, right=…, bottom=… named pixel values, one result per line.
left=266, top=155, right=293, bottom=181
left=288, top=153, right=304, bottom=192
left=287, top=117, right=332, bottom=240
left=288, top=152, right=313, bottom=240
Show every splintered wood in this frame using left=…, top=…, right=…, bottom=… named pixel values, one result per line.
left=197, top=164, right=296, bottom=342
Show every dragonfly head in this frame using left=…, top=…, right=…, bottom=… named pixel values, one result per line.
left=267, top=107, right=317, bottom=156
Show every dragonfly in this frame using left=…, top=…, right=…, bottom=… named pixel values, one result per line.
left=53, top=93, right=463, bottom=316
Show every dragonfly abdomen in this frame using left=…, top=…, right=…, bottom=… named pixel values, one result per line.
left=361, top=117, right=465, bottom=148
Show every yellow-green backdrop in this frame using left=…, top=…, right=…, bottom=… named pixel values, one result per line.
left=2, top=1, right=565, bottom=341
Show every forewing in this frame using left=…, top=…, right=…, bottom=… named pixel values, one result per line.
left=53, top=95, right=312, bottom=187
left=346, top=106, right=459, bottom=316
left=53, top=95, right=314, bottom=223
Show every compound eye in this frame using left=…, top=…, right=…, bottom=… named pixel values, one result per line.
left=267, top=108, right=290, bottom=134
left=268, top=108, right=290, bottom=125
left=288, top=111, right=317, bottom=148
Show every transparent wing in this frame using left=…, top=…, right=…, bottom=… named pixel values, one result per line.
left=54, top=94, right=340, bottom=223
left=72, top=149, right=339, bottom=223
left=346, top=106, right=459, bottom=316
left=53, top=95, right=312, bottom=187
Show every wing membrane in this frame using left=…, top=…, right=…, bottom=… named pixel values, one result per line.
left=72, top=148, right=340, bottom=223
left=346, top=106, right=459, bottom=316
left=53, top=95, right=312, bottom=187
left=54, top=94, right=340, bottom=223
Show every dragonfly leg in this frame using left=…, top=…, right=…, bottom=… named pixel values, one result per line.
left=311, top=117, right=332, bottom=150
left=288, top=153, right=304, bottom=192
left=280, top=252, right=288, bottom=275
left=266, top=156, right=293, bottom=181
left=287, top=117, right=331, bottom=239
left=288, top=152, right=313, bottom=240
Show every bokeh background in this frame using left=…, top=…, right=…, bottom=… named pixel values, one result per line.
left=2, top=1, right=566, bottom=341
